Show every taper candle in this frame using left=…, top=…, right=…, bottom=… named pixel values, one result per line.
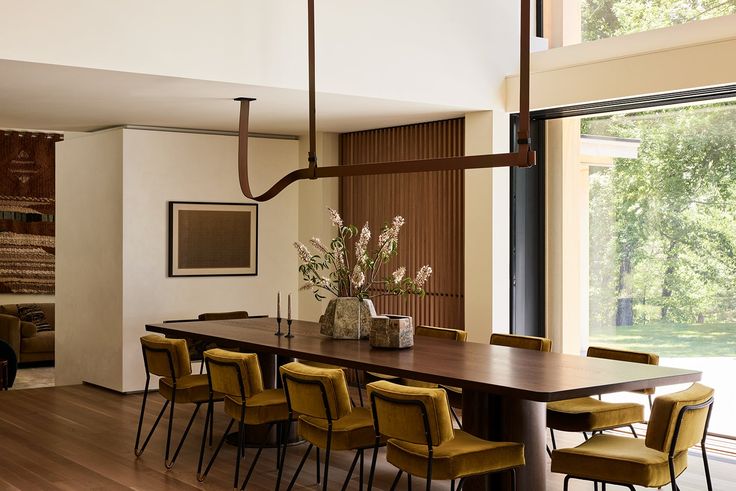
left=277, top=291, right=281, bottom=319
left=287, top=293, right=292, bottom=320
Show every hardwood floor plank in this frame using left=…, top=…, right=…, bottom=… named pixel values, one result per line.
left=1, top=384, right=733, bottom=490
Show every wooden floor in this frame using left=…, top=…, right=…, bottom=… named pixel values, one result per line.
left=0, top=384, right=733, bottom=490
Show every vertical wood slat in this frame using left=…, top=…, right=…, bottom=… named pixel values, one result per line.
left=338, top=119, right=465, bottom=329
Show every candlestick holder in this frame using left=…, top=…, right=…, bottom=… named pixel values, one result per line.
left=275, top=317, right=283, bottom=336
left=285, top=319, right=294, bottom=338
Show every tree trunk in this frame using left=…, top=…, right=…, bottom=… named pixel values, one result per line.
left=615, top=248, right=634, bottom=326
left=660, top=241, right=677, bottom=321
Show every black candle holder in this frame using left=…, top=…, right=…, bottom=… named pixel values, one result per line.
left=285, top=319, right=294, bottom=338
left=275, top=317, right=283, bottom=336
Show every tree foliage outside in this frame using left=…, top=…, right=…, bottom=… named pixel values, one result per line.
left=587, top=102, right=736, bottom=336
left=582, top=0, right=736, bottom=42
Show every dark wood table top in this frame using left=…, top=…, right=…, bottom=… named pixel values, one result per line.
left=146, top=317, right=701, bottom=402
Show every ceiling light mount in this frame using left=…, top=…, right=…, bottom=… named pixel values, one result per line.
left=236, top=0, right=535, bottom=202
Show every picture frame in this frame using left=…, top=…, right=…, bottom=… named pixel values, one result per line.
left=168, top=201, right=258, bottom=277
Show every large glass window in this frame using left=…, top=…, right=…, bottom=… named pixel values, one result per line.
left=583, top=100, right=736, bottom=436
left=583, top=0, right=736, bottom=42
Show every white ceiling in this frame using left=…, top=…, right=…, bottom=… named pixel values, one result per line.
left=0, top=60, right=471, bottom=135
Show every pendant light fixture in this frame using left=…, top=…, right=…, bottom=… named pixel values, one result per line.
left=236, top=0, right=535, bottom=202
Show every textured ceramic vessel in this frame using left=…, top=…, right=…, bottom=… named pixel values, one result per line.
left=319, top=297, right=376, bottom=339
left=369, top=314, right=414, bottom=349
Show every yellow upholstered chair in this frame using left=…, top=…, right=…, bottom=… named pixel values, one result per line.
left=547, top=346, right=659, bottom=451
left=135, top=334, right=214, bottom=469
left=551, top=383, right=714, bottom=491
left=196, top=348, right=289, bottom=490
left=489, top=332, right=552, bottom=352
left=367, top=380, right=525, bottom=491
left=277, top=361, right=377, bottom=491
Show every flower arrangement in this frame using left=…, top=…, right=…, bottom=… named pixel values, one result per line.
left=294, top=208, right=432, bottom=301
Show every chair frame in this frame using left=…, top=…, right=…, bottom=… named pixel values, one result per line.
left=134, top=343, right=203, bottom=469
left=561, top=397, right=714, bottom=491
left=366, top=390, right=517, bottom=491
left=196, top=355, right=286, bottom=490
left=277, top=371, right=370, bottom=491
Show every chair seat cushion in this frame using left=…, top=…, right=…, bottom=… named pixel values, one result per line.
left=159, top=374, right=211, bottom=404
left=386, top=429, right=524, bottom=480
left=551, top=434, right=688, bottom=487
left=224, top=389, right=289, bottom=425
left=20, top=331, right=54, bottom=353
left=547, top=397, right=644, bottom=432
left=299, top=406, right=376, bottom=451
left=403, top=379, right=439, bottom=389
left=298, top=360, right=342, bottom=370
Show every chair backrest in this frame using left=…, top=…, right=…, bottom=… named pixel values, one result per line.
left=415, top=325, right=467, bottom=342
left=140, top=334, right=192, bottom=378
left=204, top=348, right=264, bottom=398
left=490, top=333, right=552, bottom=352
left=367, top=380, right=454, bottom=447
left=279, top=361, right=352, bottom=420
left=587, top=346, right=660, bottom=395
left=645, top=383, right=714, bottom=455
left=198, top=311, right=249, bottom=321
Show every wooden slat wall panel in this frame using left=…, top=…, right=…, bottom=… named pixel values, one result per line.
left=339, top=119, right=464, bottom=329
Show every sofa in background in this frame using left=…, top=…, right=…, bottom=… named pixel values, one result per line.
left=0, top=303, right=55, bottom=364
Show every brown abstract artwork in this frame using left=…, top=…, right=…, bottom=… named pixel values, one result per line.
left=0, top=131, right=63, bottom=294
left=168, top=202, right=258, bottom=277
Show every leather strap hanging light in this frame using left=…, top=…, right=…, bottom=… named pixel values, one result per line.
left=236, top=0, right=535, bottom=202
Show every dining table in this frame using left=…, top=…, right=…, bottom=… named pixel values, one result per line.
left=145, top=317, right=702, bottom=491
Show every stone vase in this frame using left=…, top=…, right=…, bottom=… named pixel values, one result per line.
left=369, top=314, right=414, bottom=349
left=319, top=297, right=376, bottom=339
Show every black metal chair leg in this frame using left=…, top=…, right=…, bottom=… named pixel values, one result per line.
left=457, top=478, right=465, bottom=491
left=166, top=402, right=201, bottom=469
left=367, top=441, right=380, bottom=491
left=563, top=475, right=571, bottom=491
left=451, top=480, right=455, bottom=491
left=240, top=422, right=275, bottom=490
left=234, top=420, right=245, bottom=490
left=389, top=470, right=403, bottom=491
left=629, top=424, right=639, bottom=438
left=702, top=442, right=713, bottom=491
left=355, top=368, right=364, bottom=407
left=407, top=473, right=412, bottom=490
left=359, top=449, right=364, bottom=491
left=134, top=398, right=169, bottom=457
left=511, top=468, right=517, bottom=491
left=340, top=450, right=361, bottom=491
left=286, top=443, right=314, bottom=491
left=134, top=378, right=151, bottom=456
left=275, top=420, right=291, bottom=491
left=550, top=428, right=558, bottom=450
left=163, top=394, right=177, bottom=467
left=322, top=435, right=332, bottom=491
left=198, top=419, right=235, bottom=481
left=316, top=446, right=321, bottom=483
left=450, top=406, right=463, bottom=428
left=197, top=400, right=212, bottom=479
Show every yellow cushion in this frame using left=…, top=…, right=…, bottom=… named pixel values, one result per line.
left=547, top=397, right=644, bottom=432
left=367, top=380, right=454, bottom=446
left=159, top=374, right=210, bottom=404
left=489, top=333, right=552, bottom=352
left=587, top=346, right=659, bottom=395
left=204, top=349, right=264, bottom=398
left=387, top=430, right=524, bottom=480
left=298, top=360, right=342, bottom=369
left=646, top=383, right=714, bottom=454
left=279, top=362, right=352, bottom=420
left=551, top=434, right=688, bottom=488
left=415, top=325, right=467, bottom=342
left=224, top=389, right=289, bottom=425
left=403, top=379, right=440, bottom=389
left=141, top=334, right=192, bottom=378
left=298, top=406, right=376, bottom=451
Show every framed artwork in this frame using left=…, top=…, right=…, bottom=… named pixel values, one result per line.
left=168, top=201, right=258, bottom=277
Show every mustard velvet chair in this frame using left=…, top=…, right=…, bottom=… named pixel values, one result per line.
left=551, top=383, right=714, bottom=491
left=366, top=380, right=525, bottom=491
left=196, top=348, right=289, bottom=490
left=135, top=334, right=214, bottom=469
left=547, top=346, right=659, bottom=451
left=489, top=332, right=552, bottom=352
left=277, top=361, right=377, bottom=491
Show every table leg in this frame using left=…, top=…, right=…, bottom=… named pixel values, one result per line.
left=462, top=390, right=546, bottom=491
